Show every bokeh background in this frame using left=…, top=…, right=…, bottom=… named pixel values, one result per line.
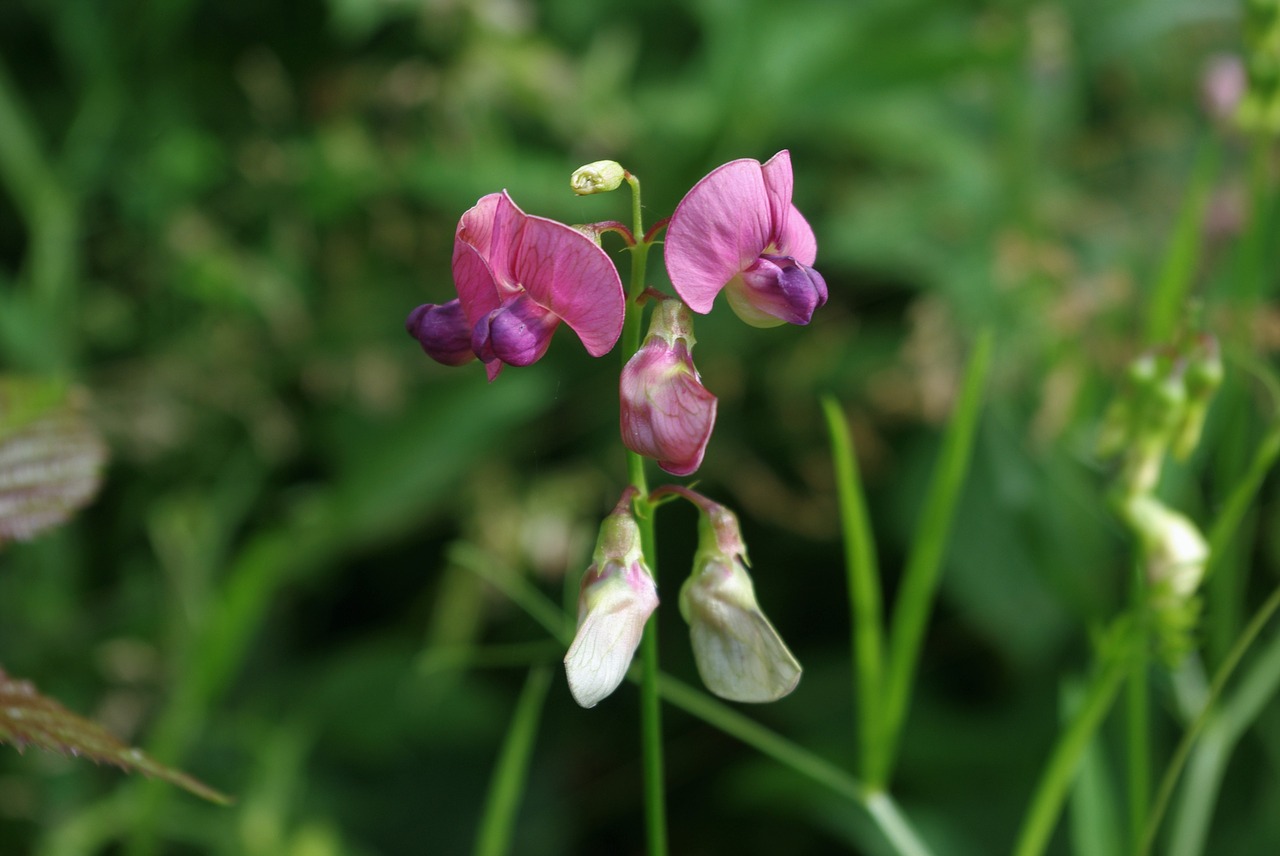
left=1, top=0, right=1276, bottom=853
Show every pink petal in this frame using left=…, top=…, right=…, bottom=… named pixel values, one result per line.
left=620, top=341, right=717, bottom=476
left=452, top=192, right=528, bottom=331
left=761, top=151, right=817, bottom=264
left=665, top=159, right=773, bottom=313
left=451, top=240, right=502, bottom=330
left=509, top=215, right=625, bottom=357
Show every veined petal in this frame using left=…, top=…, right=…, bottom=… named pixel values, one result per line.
left=510, top=214, right=625, bottom=357
left=665, top=159, right=773, bottom=313
left=451, top=240, right=503, bottom=331
left=451, top=192, right=527, bottom=333
left=761, top=151, right=817, bottom=264
left=564, top=560, right=659, bottom=708
left=620, top=341, right=717, bottom=476
left=680, top=558, right=801, bottom=703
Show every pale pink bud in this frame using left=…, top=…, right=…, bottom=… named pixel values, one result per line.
left=619, top=300, right=718, bottom=476
left=564, top=496, right=658, bottom=708
left=677, top=496, right=801, bottom=703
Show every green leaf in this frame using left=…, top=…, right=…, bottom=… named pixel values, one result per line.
left=0, top=666, right=231, bottom=805
left=0, top=376, right=107, bottom=546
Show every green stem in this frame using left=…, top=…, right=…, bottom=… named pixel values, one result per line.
left=879, top=329, right=992, bottom=784
left=1127, top=564, right=1150, bottom=854
left=620, top=170, right=667, bottom=856
left=1013, top=621, right=1134, bottom=856
left=820, top=396, right=886, bottom=786
left=1140, top=582, right=1280, bottom=856
left=474, top=666, right=553, bottom=856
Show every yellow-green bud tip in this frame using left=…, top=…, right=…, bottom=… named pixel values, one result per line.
left=570, top=160, right=626, bottom=195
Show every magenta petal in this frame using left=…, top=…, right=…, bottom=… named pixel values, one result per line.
left=451, top=240, right=502, bottom=330
left=665, top=159, right=773, bottom=314
left=620, top=341, right=718, bottom=476
left=761, top=151, right=817, bottom=264
left=510, top=215, right=624, bottom=357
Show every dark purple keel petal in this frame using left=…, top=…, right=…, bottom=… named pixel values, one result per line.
left=728, top=255, right=828, bottom=327
left=473, top=293, right=561, bottom=369
left=406, top=299, right=476, bottom=366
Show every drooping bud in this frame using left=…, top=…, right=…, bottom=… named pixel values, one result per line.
left=564, top=491, right=658, bottom=708
left=620, top=300, right=718, bottom=475
left=570, top=160, right=627, bottom=196
left=727, top=254, right=829, bottom=328
left=406, top=299, right=476, bottom=366
left=664, top=489, right=800, bottom=703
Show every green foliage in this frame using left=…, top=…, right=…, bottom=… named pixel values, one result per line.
left=2, top=0, right=1279, bottom=853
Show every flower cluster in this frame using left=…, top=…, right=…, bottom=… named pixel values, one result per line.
left=1099, top=334, right=1222, bottom=664
left=407, top=152, right=824, bottom=704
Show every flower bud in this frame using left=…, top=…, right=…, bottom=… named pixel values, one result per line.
left=677, top=498, right=801, bottom=703
left=570, top=160, right=627, bottom=196
left=620, top=300, right=717, bottom=476
left=564, top=495, right=658, bottom=708
left=1122, top=494, right=1210, bottom=664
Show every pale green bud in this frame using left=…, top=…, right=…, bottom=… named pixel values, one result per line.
left=678, top=503, right=801, bottom=703
left=570, top=160, right=626, bottom=195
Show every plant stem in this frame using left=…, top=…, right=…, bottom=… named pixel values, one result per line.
left=1141, top=582, right=1280, bottom=856
left=1013, top=621, right=1133, bottom=856
left=474, top=666, right=553, bottom=856
left=879, top=330, right=992, bottom=784
left=1126, top=563, right=1150, bottom=855
left=621, top=170, right=668, bottom=856
left=820, top=396, right=886, bottom=787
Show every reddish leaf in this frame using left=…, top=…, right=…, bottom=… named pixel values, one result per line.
left=0, top=667, right=231, bottom=804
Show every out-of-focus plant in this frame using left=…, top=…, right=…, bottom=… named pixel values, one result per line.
left=0, top=377, right=227, bottom=803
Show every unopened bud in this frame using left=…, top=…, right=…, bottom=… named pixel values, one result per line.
left=570, top=160, right=626, bottom=195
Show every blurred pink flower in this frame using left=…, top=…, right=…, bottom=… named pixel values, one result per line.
left=620, top=299, right=717, bottom=476
left=664, top=150, right=827, bottom=328
left=408, top=191, right=625, bottom=379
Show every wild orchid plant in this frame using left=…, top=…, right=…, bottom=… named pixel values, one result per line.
left=407, top=151, right=826, bottom=852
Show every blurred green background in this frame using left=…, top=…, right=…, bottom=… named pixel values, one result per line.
left=2, top=0, right=1276, bottom=853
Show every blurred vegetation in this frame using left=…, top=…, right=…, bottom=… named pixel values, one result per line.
left=1, top=0, right=1278, bottom=854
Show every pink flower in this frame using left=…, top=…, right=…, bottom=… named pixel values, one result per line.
left=407, top=192, right=626, bottom=380
left=664, top=150, right=827, bottom=328
left=619, top=299, right=717, bottom=476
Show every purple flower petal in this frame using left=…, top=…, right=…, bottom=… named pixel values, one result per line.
left=478, top=293, right=561, bottom=367
left=406, top=299, right=476, bottom=366
left=665, top=159, right=773, bottom=313
left=727, top=255, right=828, bottom=327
